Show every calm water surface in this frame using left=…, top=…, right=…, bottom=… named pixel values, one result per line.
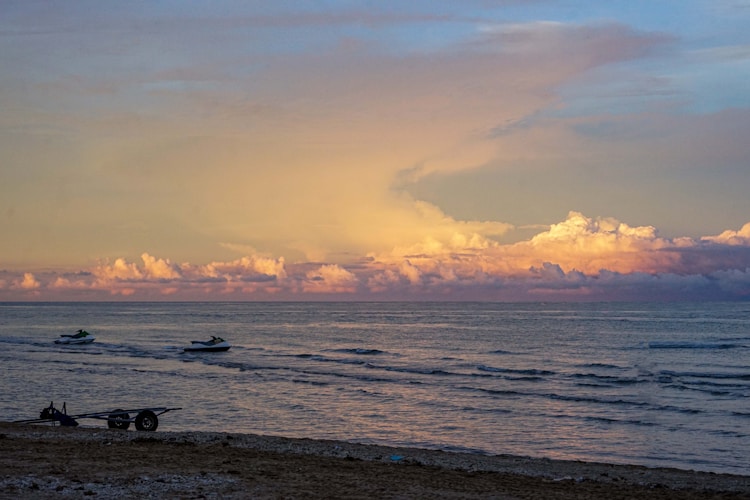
left=0, top=302, right=748, bottom=475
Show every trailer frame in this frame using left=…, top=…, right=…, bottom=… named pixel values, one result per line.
left=14, top=402, right=182, bottom=432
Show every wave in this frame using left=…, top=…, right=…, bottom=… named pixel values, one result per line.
left=648, top=341, right=745, bottom=350
left=458, top=386, right=525, bottom=398
left=462, top=385, right=650, bottom=408
left=332, top=348, right=386, bottom=355
left=545, top=392, right=651, bottom=407
left=708, top=429, right=748, bottom=439
left=659, top=370, right=750, bottom=381
left=378, top=365, right=457, bottom=376
left=293, top=353, right=367, bottom=365
left=575, top=362, right=629, bottom=370
left=461, top=385, right=715, bottom=418
left=571, top=373, right=641, bottom=385
left=477, top=365, right=555, bottom=376
left=662, top=383, right=747, bottom=398
left=582, top=415, right=658, bottom=427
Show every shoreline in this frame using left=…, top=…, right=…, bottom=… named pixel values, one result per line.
left=1, top=423, right=748, bottom=499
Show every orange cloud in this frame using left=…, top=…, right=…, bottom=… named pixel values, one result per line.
left=141, top=253, right=181, bottom=280
left=17, top=273, right=40, bottom=290
left=514, top=212, right=679, bottom=274
left=371, top=211, right=682, bottom=282
left=93, top=258, right=143, bottom=283
left=205, top=256, right=287, bottom=280
left=703, top=223, right=750, bottom=245
left=2, top=213, right=749, bottom=301
left=303, top=264, right=359, bottom=294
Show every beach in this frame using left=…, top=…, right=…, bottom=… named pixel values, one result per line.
left=1, top=423, right=748, bottom=499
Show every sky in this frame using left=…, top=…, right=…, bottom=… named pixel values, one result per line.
left=1, top=0, right=750, bottom=301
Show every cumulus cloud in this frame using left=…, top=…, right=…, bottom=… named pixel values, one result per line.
left=93, top=258, right=143, bottom=283
left=703, top=222, right=750, bottom=245
left=194, top=257, right=272, bottom=279
left=371, top=211, right=680, bottom=278
left=304, top=264, right=359, bottom=294
left=363, top=211, right=750, bottom=299
left=518, top=212, right=678, bottom=274
left=141, top=253, right=181, bottom=280
left=3, top=273, right=42, bottom=298
left=18, top=273, right=40, bottom=290
left=1, top=212, right=750, bottom=301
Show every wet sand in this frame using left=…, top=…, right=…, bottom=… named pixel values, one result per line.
left=1, top=422, right=748, bottom=499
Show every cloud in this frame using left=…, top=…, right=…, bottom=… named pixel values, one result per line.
left=93, top=258, right=143, bottom=283
left=141, top=253, right=181, bottom=280
left=519, top=212, right=677, bottom=274
left=304, top=264, right=359, bottom=294
left=477, top=21, right=670, bottom=65
left=361, top=212, right=750, bottom=299
left=193, top=256, right=287, bottom=282
left=2, top=211, right=750, bottom=301
left=703, top=222, right=750, bottom=245
left=0, top=11, right=678, bottom=272
left=93, top=254, right=279, bottom=283
left=0, top=5, right=747, bottom=303
left=17, top=273, right=40, bottom=290
left=370, top=211, right=678, bottom=279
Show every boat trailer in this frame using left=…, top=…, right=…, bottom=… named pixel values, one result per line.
left=14, top=402, right=182, bottom=432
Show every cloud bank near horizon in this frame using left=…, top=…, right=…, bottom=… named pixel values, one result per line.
left=3, top=212, right=749, bottom=301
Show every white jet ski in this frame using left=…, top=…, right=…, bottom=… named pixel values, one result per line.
left=55, top=329, right=96, bottom=345
left=183, top=336, right=231, bottom=352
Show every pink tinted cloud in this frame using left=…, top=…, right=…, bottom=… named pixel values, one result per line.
left=369, top=212, right=680, bottom=279
left=1, top=212, right=749, bottom=301
left=17, top=273, right=40, bottom=290
left=364, top=212, right=750, bottom=299
left=303, top=264, right=359, bottom=294
left=480, top=21, right=670, bottom=67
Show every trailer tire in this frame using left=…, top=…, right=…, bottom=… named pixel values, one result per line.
left=135, top=410, right=158, bottom=431
left=107, top=410, right=130, bottom=430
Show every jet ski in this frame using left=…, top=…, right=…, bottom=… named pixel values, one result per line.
left=55, top=329, right=96, bottom=345
left=183, top=336, right=231, bottom=352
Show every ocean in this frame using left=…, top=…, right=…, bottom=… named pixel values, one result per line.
left=0, top=301, right=748, bottom=476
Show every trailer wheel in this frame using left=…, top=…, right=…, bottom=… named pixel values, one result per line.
left=107, top=410, right=130, bottom=430
left=135, top=410, right=158, bottom=431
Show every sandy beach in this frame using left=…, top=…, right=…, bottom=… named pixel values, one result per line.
left=1, top=423, right=748, bottom=499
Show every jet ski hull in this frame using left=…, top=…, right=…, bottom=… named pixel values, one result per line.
left=55, top=334, right=95, bottom=344
left=183, top=340, right=231, bottom=352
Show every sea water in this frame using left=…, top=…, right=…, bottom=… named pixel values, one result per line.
left=0, top=301, right=748, bottom=475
